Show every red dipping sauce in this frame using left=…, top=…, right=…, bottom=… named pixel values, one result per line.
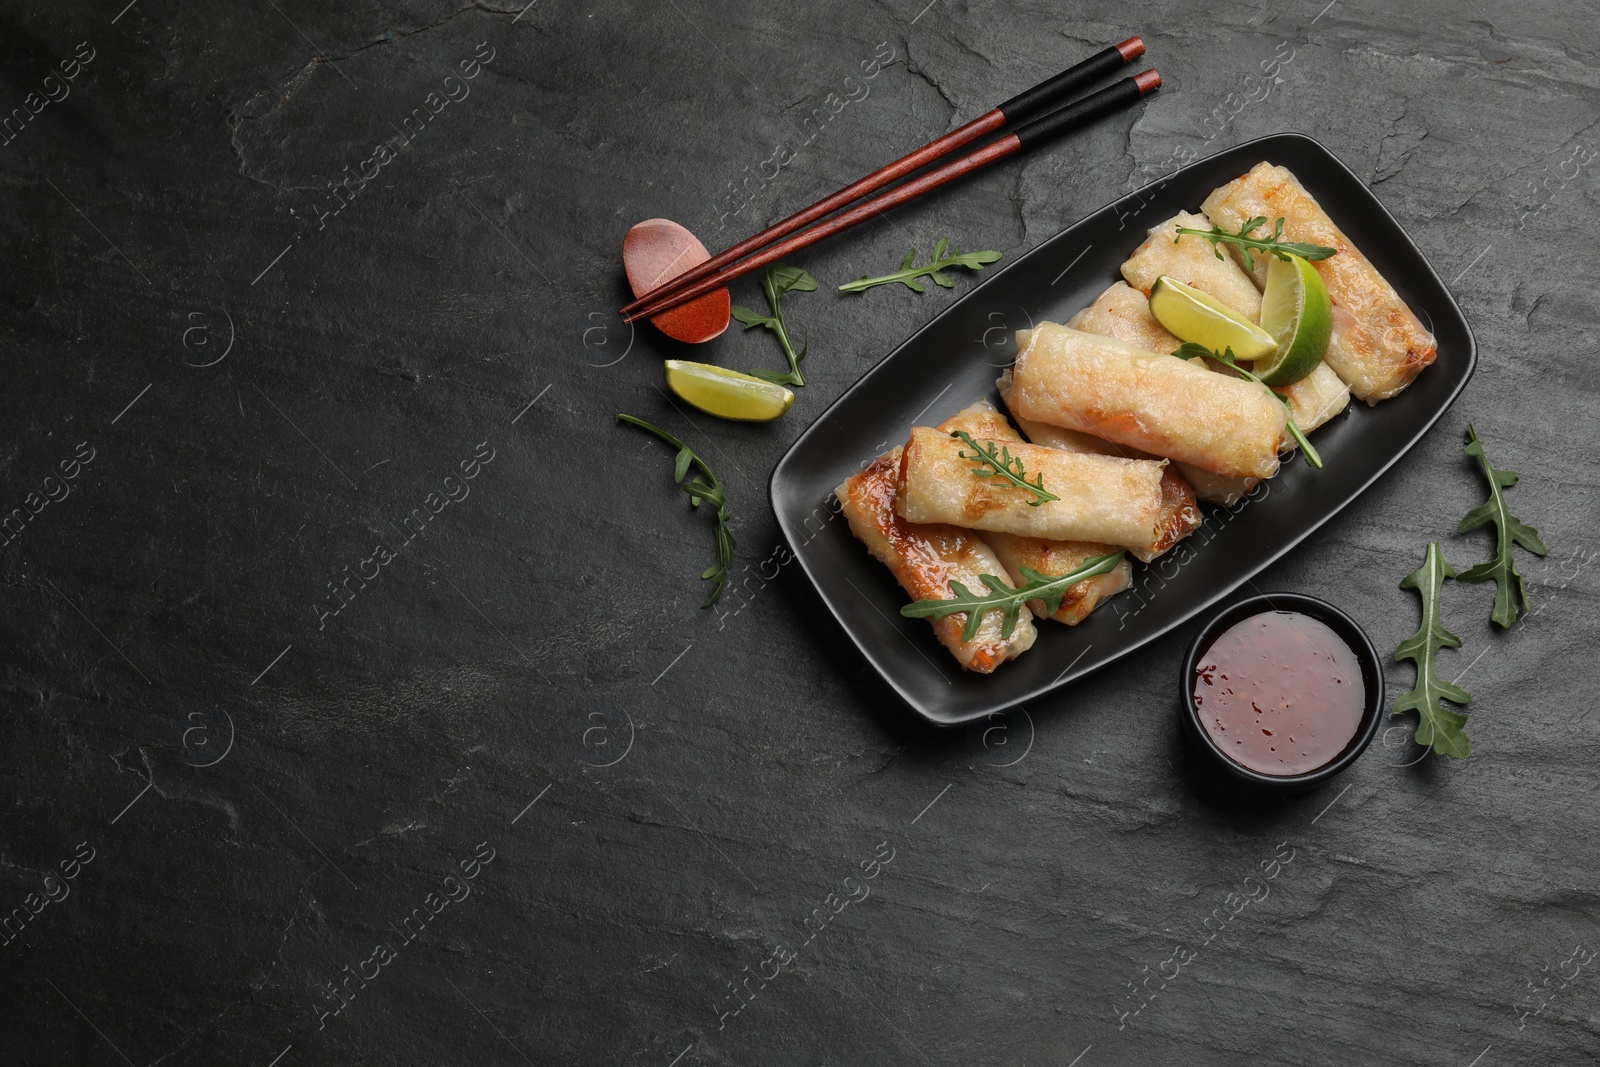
left=1192, top=610, right=1365, bottom=777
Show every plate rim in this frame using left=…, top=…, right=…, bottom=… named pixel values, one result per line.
left=769, top=131, right=1477, bottom=726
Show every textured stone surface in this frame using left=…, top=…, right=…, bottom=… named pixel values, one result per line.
left=0, top=0, right=1596, bottom=1064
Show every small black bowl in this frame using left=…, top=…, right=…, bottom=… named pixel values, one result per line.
left=1179, top=592, right=1384, bottom=792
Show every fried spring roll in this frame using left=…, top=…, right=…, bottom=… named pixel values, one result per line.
left=1010, top=323, right=1288, bottom=480
left=1067, top=281, right=1185, bottom=354
left=895, top=426, right=1170, bottom=560
left=991, top=369, right=1206, bottom=538
left=938, top=401, right=1133, bottom=624
left=990, top=535, right=1131, bottom=625
left=1282, top=361, right=1352, bottom=428
left=1005, top=352, right=1337, bottom=504
left=1002, top=360, right=1255, bottom=506
left=1116, top=223, right=1355, bottom=433
left=835, top=448, right=1035, bottom=673
left=1121, top=210, right=1263, bottom=320
left=1029, top=313, right=1260, bottom=505
left=1196, top=357, right=1351, bottom=432
left=1163, top=463, right=1256, bottom=508
left=1058, top=295, right=1351, bottom=436
left=1201, top=162, right=1436, bottom=402
left=1034, top=303, right=1333, bottom=504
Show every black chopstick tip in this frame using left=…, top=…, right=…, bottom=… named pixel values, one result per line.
left=1116, top=36, right=1145, bottom=63
left=1134, top=69, right=1162, bottom=94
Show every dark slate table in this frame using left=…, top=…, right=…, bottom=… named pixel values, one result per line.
left=3, top=1, right=1595, bottom=1064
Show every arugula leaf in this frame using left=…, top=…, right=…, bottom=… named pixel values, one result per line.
left=732, top=264, right=816, bottom=387
left=1172, top=343, right=1322, bottom=469
left=1455, top=423, right=1548, bottom=627
left=837, top=237, right=1002, bottom=293
left=1174, top=215, right=1336, bottom=263
left=1392, top=541, right=1472, bottom=758
left=617, top=414, right=735, bottom=607
left=900, top=552, right=1126, bottom=641
left=952, top=430, right=1058, bottom=506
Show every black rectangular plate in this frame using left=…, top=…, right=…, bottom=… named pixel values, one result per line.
left=769, top=133, right=1475, bottom=726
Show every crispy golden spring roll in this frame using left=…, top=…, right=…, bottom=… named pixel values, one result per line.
left=1000, top=359, right=1255, bottom=504
left=1020, top=306, right=1334, bottom=501
left=895, top=426, right=1170, bottom=560
left=938, top=401, right=1133, bottom=624
left=1067, top=282, right=1184, bottom=353
left=1201, top=162, right=1436, bottom=403
left=1163, top=464, right=1256, bottom=508
left=1121, top=210, right=1263, bottom=319
left=1052, top=293, right=1350, bottom=431
left=934, top=399, right=1017, bottom=449
left=1173, top=348, right=1347, bottom=444
left=1011, top=324, right=1288, bottom=480
left=988, top=534, right=1131, bottom=624
left=1267, top=362, right=1350, bottom=436
left=1116, top=225, right=1354, bottom=432
left=835, top=448, right=1035, bottom=673
left=1281, top=361, right=1352, bottom=428
left=991, top=369, right=1206, bottom=541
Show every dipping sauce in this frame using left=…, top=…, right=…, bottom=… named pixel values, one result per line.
left=1192, top=610, right=1366, bottom=776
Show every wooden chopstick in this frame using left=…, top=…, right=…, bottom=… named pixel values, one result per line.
left=621, top=71, right=1159, bottom=326
left=618, top=37, right=1145, bottom=318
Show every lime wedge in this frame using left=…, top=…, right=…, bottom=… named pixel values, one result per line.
left=664, top=359, right=794, bottom=422
left=1148, top=276, right=1277, bottom=361
left=1254, top=253, right=1332, bottom=386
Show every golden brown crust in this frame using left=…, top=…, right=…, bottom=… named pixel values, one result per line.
left=895, top=426, right=1169, bottom=558
left=1067, top=282, right=1183, bottom=354
left=1201, top=162, right=1436, bottom=403
left=1121, top=210, right=1263, bottom=319
left=834, top=448, right=1034, bottom=673
left=1010, top=324, right=1288, bottom=480
left=937, top=401, right=1136, bottom=624
left=984, top=532, right=1132, bottom=624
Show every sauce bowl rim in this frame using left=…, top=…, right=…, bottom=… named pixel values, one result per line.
left=1179, top=591, right=1386, bottom=789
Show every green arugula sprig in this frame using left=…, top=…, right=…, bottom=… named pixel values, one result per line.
left=732, top=264, right=816, bottom=387
left=838, top=237, right=1002, bottom=294
left=1175, top=215, right=1336, bottom=264
left=1456, top=423, right=1548, bottom=627
left=1392, top=541, right=1473, bottom=758
left=1386, top=426, right=1549, bottom=759
left=952, top=430, right=1058, bottom=506
left=1173, top=343, right=1322, bottom=469
left=900, top=552, right=1126, bottom=640
left=618, top=414, right=735, bottom=608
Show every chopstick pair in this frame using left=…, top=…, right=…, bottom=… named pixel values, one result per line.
left=620, top=38, right=1158, bottom=325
